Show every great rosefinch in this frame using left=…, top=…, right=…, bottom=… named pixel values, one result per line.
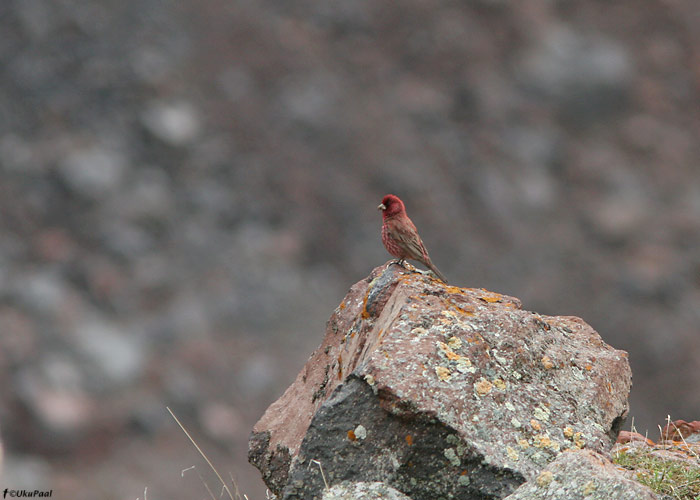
left=378, top=194, right=448, bottom=283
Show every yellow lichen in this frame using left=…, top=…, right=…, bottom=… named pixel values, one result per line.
left=541, top=355, right=554, bottom=370
left=475, top=378, right=493, bottom=396
left=479, top=292, right=503, bottom=303
left=436, top=366, right=452, bottom=382
left=530, top=419, right=542, bottom=431
left=563, top=427, right=574, bottom=438
left=493, top=378, right=507, bottom=390
left=533, top=434, right=552, bottom=448
left=506, top=446, right=519, bottom=461
left=437, top=341, right=461, bottom=361
left=518, top=439, right=530, bottom=449
left=536, top=470, right=554, bottom=487
left=447, top=336, right=463, bottom=349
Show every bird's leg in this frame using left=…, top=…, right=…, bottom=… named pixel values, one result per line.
left=396, top=259, right=406, bottom=267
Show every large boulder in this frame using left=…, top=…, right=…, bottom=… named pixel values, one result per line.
left=249, top=263, right=632, bottom=499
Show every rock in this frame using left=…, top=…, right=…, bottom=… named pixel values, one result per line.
left=58, top=145, right=128, bottom=198
left=322, top=481, right=414, bottom=500
left=503, top=449, right=662, bottom=500
left=15, top=355, right=95, bottom=447
left=73, top=317, right=146, bottom=389
left=141, top=100, right=201, bottom=146
left=249, top=263, right=632, bottom=499
left=518, top=25, right=633, bottom=100
left=616, top=430, right=654, bottom=446
left=660, top=419, right=700, bottom=442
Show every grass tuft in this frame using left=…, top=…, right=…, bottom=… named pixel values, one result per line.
left=614, top=448, right=700, bottom=500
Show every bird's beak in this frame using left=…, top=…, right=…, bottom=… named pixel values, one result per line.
left=377, top=203, right=386, bottom=211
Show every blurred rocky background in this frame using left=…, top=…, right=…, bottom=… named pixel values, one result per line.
left=0, top=0, right=698, bottom=498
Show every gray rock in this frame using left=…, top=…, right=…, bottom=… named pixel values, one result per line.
left=323, top=481, right=414, bottom=500
left=58, top=145, right=127, bottom=198
left=503, top=449, right=663, bottom=500
left=141, top=100, right=201, bottom=146
left=518, top=25, right=633, bottom=99
left=73, top=317, right=146, bottom=388
left=250, top=263, right=632, bottom=500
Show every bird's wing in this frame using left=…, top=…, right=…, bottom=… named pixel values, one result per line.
left=387, top=217, right=429, bottom=261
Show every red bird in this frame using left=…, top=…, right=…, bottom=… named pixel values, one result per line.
left=378, top=194, right=448, bottom=283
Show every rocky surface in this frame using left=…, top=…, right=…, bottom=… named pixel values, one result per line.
left=503, top=449, right=663, bottom=500
left=322, top=481, right=413, bottom=500
left=250, top=263, right=632, bottom=499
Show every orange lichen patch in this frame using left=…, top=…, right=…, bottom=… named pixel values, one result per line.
left=460, top=470, right=468, bottom=476
left=337, top=354, right=343, bottom=379
left=479, top=292, right=503, bottom=303
left=584, top=364, right=593, bottom=371
left=436, top=366, right=452, bottom=382
left=339, top=301, right=346, bottom=310
left=405, top=435, right=413, bottom=446
left=475, top=378, right=493, bottom=396
left=444, top=285, right=464, bottom=294
left=533, top=434, right=552, bottom=449
left=437, top=341, right=461, bottom=360
left=518, top=439, right=530, bottom=449
left=442, top=297, right=477, bottom=316
left=445, top=350, right=461, bottom=361
left=360, top=291, right=371, bottom=319
left=506, top=446, right=519, bottom=461
left=541, top=355, right=554, bottom=370
left=447, top=336, right=462, bottom=349
left=530, top=419, right=542, bottom=431
left=347, top=430, right=356, bottom=441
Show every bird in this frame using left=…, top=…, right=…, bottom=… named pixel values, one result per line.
left=377, top=194, right=448, bottom=283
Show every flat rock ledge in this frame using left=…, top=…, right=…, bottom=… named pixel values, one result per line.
left=249, top=263, right=633, bottom=499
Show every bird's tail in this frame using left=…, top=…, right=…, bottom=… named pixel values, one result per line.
left=426, top=260, right=448, bottom=284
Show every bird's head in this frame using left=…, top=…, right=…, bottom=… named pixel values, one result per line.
left=378, top=194, right=406, bottom=218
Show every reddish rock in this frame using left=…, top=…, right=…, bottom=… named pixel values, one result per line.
left=660, top=419, right=700, bottom=442
left=249, top=263, right=632, bottom=500
left=616, top=430, right=654, bottom=446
